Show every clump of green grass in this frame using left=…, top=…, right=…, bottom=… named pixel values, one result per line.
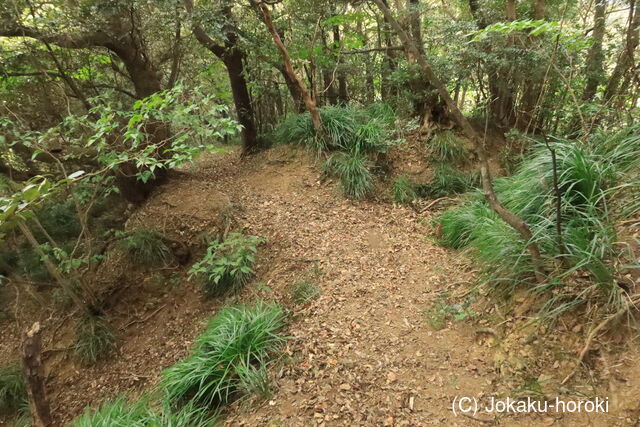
left=0, top=364, right=27, bottom=415
left=392, top=175, right=417, bottom=204
left=324, top=152, right=374, bottom=199
left=161, top=302, right=286, bottom=408
left=289, top=280, right=320, bottom=304
left=419, top=164, right=479, bottom=199
left=72, top=395, right=215, bottom=426
left=120, top=230, right=172, bottom=267
left=74, top=313, right=117, bottom=365
left=429, top=131, right=467, bottom=163
left=236, top=363, right=272, bottom=400
left=437, top=125, right=640, bottom=318
left=275, top=105, right=397, bottom=199
left=188, top=233, right=263, bottom=298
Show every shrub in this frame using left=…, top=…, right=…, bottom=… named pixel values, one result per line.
left=161, top=302, right=286, bottom=408
left=392, top=175, right=417, bottom=204
left=0, top=364, right=27, bottom=415
left=325, top=152, right=374, bottom=199
left=419, top=164, right=478, bottom=199
left=120, top=230, right=172, bottom=267
left=189, top=233, right=263, bottom=298
left=429, top=131, right=467, bottom=163
left=35, top=199, right=82, bottom=242
left=289, top=280, right=320, bottom=304
left=74, top=313, right=117, bottom=365
left=437, top=125, right=640, bottom=315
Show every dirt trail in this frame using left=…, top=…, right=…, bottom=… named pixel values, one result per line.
left=189, top=148, right=621, bottom=426
left=0, top=147, right=629, bottom=426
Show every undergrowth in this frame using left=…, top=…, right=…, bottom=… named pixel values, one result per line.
left=429, top=131, right=467, bottom=163
left=0, top=364, right=27, bottom=416
left=74, top=313, right=117, bottom=365
left=274, top=104, right=397, bottom=199
left=188, top=233, right=263, bottom=298
left=72, top=396, right=216, bottom=426
left=418, top=164, right=479, bottom=199
left=437, top=125, right=640, bottom=320
left=392, top=175, right=417, bottom=204
left=120, top=230, right=172, bottom=267
left=289, top=280, right=320, bottom=304
left=161, top=302, right=286, bottom=409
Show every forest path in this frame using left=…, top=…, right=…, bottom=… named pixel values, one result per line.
left=190, top=147, right=495, bottom=425
left=190, top=147, right=604, bottom=426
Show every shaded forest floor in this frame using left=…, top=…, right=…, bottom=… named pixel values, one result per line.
left=1, top=146, right=638, bottom=426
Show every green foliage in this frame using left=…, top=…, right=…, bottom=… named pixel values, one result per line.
left=161, top=302, right=286, bottom=408
left=423, top=292, right=478, bottom=330
left=275, top=105, right=398, bottom=199
left=0, top=364, right=27, bottom=415
left=429, top=131, right=467, bottom=163
left=324, top=152, right=374, bottom=199
left=289, top=280, right=320, bottom=304
left=236, top=363, right=272, bottom=400
left=120, top=230, right=172, bottom=267
left=274, top=104, right=396, bottom=156
left=392, top=175, right=417, bottom=204
left=72, top=396, right=215, bottom=427
left=35, top=199, right=81, bottom=242
left=419, top=164, right=479, bottom=199
left=437, top=125, right=640, bottom=313
left=74, top=313, right=117, bottom=366
left=189, top=233, right=263, bottom=298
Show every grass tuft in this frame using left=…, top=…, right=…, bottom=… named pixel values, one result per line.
left=392, top=175, right=417, bottom=204
left=161, top=302, right=286, bottom=409
left=0, top=364, right=27, bottom=415
left=419, top=164, right=479, bottom=199
left=429, top=131, right=467, bottom=163
left=120, top=230, right=172, bottom=267
left=324, top=152, right=374, bottom=199
left=289, top=280, right=320, bottom=304
left=74, top=313, right=117, bottom=366
left=437, top=125, right=640, bottom=317
left=72, top=395, right=216, bottom=426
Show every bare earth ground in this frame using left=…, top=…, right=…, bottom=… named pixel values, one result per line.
left=1, top=147, right=638, bottom=426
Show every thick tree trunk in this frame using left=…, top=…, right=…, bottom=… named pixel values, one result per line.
left=223, top=50, right=259, bottom=153
left=21, top=323, right=52, bottom=427
left=583, top=1, right=607, bottom=103
left=373, top=0, right=545, bottom=282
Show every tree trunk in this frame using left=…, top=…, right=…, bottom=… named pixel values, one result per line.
left=279, top=66, right=306, bottom=113
left=21, top=323, right=52, bottom=427
left=223, top=50, right=259, bottom=153
left=582, top=0, right=607, bottom=103
left=256, top=2, right=325, bottom=138
left=333, top=25, right=348, bottom=103
left=373, top=0, right=545, bottom=282
left=603, top=0, right=639, bottom=104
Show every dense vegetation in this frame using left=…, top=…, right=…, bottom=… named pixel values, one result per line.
left=0, top=0, right=638, bottom=423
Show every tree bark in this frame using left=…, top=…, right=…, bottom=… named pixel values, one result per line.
left=582, top=0, right=607, bottom=103
left=255, top=2, right=325, bottom=138
left=333, top=25, right=348, bottom=103
left=21, top=322, right=52, bottom=427
left=603, top=0, right=639, bottom=105
left=373, top=0, right=545, bottom=282
left=183, top=0, right=259, bottom=153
